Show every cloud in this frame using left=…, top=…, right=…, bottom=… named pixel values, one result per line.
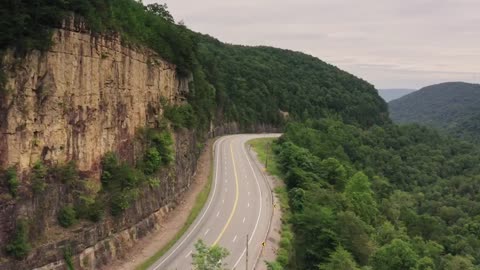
left=145, top=0, right=480, bottom=89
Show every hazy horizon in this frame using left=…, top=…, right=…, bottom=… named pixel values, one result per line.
left=145, top=0, right=480, bottom=89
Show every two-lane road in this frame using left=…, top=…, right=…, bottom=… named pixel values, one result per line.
left=149, top=134, right=280, bottom=270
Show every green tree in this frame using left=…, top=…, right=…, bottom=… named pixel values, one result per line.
left=443, top=255, right=475, bottom=270
left=344, top=172, right=378, bottom=224
left=417, top=257, right=434, bottom=270
left=318, top=246, right=360, bottom=270
left=371, top=239, right=419, bottom=270
left=31, top=160, right=47, bottom=193
left=58, top=205, right=77, bottom=228
left=2, top=166, right=19, bottom=198
left=145, top=3, right=174, bottom=23
left=6, top=219, right=31, bottom=259
left=191, top=240, right=229, bottom=270
left=319, top=158, right=347, bottom=190
left=335, top=211, right=375, bottom=265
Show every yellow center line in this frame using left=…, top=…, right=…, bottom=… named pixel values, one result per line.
left=213, top=142, right=239, bottom=246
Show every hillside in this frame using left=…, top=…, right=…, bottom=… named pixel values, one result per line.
left=197, top=36, right=389, bottom=128
left=271, top=120, right=480, bottom=269
left=389, top=82, right=480, bottom=141
left=378, top=88, right=416, bottom=102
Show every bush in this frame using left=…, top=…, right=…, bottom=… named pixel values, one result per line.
left=101, top=152, right=145, bottom=215
left=164, top=104, right=195, bottom=128
left=138, top=128, right=175, bottom=175
left=6, top=219, right=31, bottom=259
left=63, top=245, right=74, bottom=270
left=53, top=161, right=79, bottom=185
left=143, top=147, right=162, bottom=175
left=147, top=129, right=174, bottom=166
left=2, top=166, right=19, bottom=198
left=110, top=189, right=139, bottom=216
left=58, top=205, right=77, bottom=228
left=31, top=160, right=47, bottom=194
left=266, top=261, right=283, bottom=270
left=76, top=195, right=104, bottom=222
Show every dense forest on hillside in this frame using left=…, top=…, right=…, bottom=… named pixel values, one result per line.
left=196, top=36, right=388, bottom=127
left=0, top=0, right=388, bottom=132
left=271, top=120, right=480, bottom=269
left=389, top=82, right=480, bottom=142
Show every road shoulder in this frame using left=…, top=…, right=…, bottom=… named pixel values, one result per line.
left=247, top=138, right=284, bottom=270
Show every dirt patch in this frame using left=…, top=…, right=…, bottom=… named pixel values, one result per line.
left=103, top=138, right=215, bottom=270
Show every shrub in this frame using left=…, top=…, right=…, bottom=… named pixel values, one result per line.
left=100, top=152, right=119, bottom=187
left=63, top=245, right=74, bottom=270
left=58, top=205, right=77, bottom=228
left=76, top=195, right=104, bottom=222
left=147, top=129, right=174, bottom=166
left=110, top=188, right=139, bottom=216
left=2, top=166, right=19, bottom=198
left=101, top=152, right=144, bottom=215
left=266, top=261, right=283, bottom=270
left=53, top=161, right=79, bottom=185
left=164, top=104, right=195, bottom=128
left=143, top=147, right=162, bottom=175
left=31, top=160, right=47, bottom=193
left=6, top=219, right=31, bottom=259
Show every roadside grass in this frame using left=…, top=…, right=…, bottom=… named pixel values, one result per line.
left=136, top=141, right=215, bottom=270
left=247, top=138, right=281, bottom=176
left=248, top=138, right=294, bottom=269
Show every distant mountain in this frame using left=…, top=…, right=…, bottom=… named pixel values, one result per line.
left=389, top=82, right=480, bottom=141
left=378, top=88, right=417, bottom=102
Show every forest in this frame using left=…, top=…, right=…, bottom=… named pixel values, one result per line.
left=389, top=82, right=480, bottom=143
left=269, top=120, right=480, bottom=269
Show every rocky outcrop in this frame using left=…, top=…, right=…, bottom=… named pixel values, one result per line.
left=0, top=21, right=197, bottom=269
left=0, top=19, right=188, bottom=174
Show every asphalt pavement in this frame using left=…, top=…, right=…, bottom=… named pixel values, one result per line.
left=148, top=134, right=280, bottom=270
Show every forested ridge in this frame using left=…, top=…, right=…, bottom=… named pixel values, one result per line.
left=389, top=82, right=480, bottom=142
left=269, top=120, right=480, bottom=269
left=196, top=35, right=388, bottom=127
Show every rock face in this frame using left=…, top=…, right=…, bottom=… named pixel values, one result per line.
left=0, top=21, right=188, bottom=174
left=0, top=22, right=197, bottom=269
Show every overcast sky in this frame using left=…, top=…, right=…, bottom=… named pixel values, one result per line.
left=145, top=0, right=480, bottom=89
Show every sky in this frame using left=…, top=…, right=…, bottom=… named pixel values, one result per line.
left=144, top=0, right=480, bottom=89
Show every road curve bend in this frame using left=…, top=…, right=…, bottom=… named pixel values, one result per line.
left=148, top=134, right=280, bottom=270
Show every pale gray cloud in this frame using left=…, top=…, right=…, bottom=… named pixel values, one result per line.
left=145, top=0, right=480, bottom=89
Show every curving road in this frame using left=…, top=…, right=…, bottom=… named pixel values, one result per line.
left=148, top=134, right=280, bottom=270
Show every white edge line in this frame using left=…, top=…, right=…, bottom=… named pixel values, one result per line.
left=151, top=137, right=225, bottom=270
left=232, top=137, right=265, bottom=269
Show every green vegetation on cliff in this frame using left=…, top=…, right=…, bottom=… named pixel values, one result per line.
left=389, top=82, right=480, bottom=142
left=272, top=120, right=480, bottom=269
left=6, top=219, right=31, bottom=259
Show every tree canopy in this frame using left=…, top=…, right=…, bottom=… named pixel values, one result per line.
left=272, top=120, right=480, bottom=269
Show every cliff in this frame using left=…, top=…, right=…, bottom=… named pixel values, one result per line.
left=0, top=20, right=189, bottom=173
left=0, top=21, right=197, bottom=269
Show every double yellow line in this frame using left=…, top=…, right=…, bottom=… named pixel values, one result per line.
left=212, top=143, right=240, bottom=245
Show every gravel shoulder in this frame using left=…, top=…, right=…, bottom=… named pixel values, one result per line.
left=247, top=142, right=283, bottom=270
